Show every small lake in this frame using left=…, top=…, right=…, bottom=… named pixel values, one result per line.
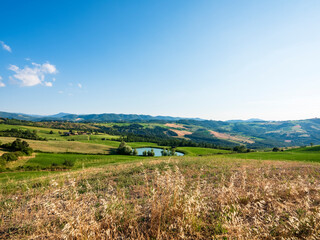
left=136, top=147, right=184, bottom=157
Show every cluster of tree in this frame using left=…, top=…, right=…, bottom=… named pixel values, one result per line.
left=0, top=139, right=34, bottom=165
left=272, top=147, right=284, bottom=152
left=0, top=118, right=98, bottom=131
left=117, top=134, right=231, bottom=150
left=161, top=148, right=177, bottom=156
left=233, top=145, right=252, bottom=153
left=142, top=149, right=155, bottom=156
left=0, top=128, right=46, bottom=140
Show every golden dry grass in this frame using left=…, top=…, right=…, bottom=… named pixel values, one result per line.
left=0, top=150, right=6, bottom=156
left=170, top=129, right=192, bottom=137
left=5, top=153, right=36, bottom=168
left=1, top=157, right=320, bottom=239
left=0, top=137, right=112, bottom=154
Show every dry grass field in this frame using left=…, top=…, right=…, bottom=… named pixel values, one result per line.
left=1, top=156, right=320, bottom=239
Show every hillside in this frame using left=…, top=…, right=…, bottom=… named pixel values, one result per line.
left=1, top=111, right=320, bottom=148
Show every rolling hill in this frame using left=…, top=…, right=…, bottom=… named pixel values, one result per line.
left=1, top=111, right=320, bottom=148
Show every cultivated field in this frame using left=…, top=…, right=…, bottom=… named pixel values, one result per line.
left=1, top=156, right=320, bottom=239
left=0, top=137, right=112, bottom=154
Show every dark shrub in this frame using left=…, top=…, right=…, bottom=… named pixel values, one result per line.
left=1, top=152, right=18, bottom=162
left=62, top=159, right=75, bottom=167
left=117, top=141, right=132, bottom=155
left=272, top=147, right=280, bottom=152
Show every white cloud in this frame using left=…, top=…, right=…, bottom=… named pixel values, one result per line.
left=58, top=90, right=64, bottom=94
left=0, top=76, right=5, bottom=87
left=0, top=41, right=12, bottom=52
left=8, top=62, right=57, bottom=87
left=44, top=82, right=53, bottom=87
left=78, top=83, right=82, bottom=88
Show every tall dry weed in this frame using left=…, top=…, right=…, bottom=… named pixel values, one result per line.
left=1, top=159, right=320, bottom=239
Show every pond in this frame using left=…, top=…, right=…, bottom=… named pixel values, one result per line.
left=136, top=147, right=184, bottom=157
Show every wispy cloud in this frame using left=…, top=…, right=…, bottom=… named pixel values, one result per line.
left=0, top=76, right=5, bottom=87
left=78, top=83, right=82, bottom=88
left=0, top=41, right=12, bottom=52
left=8, top=62, right=57, bottom=87
left=44, top=82, right=53, bottom=87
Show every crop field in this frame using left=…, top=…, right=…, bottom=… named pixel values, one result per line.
left=0, top=123, right=67, bottom=140
left=1, top=156, right=320, bottom=239
left=228, top=148, right=320, bottom=163
left=176, top=147, right=232, bottom=156
left=25, top=153, right=145, bottom=169
left=0, top=137, right=113, bottom=154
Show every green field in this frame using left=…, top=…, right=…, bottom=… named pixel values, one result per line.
left=176, top=146, right=232, bottom=156
left=0, top=137, right=113, bottom=154
left=0, top=153, right=149, bottom=184
left=227, top=151, right=320, bottom=162
left=26, top=153, right=145, bottom=169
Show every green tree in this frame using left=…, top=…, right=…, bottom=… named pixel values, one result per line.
left=132, top=148, right=138, bottom=156
left=272, top=147, right=280, bottom=152
left=233, top=145, right=247, bottom=153
left=10, top=139, right=33, bottom=155
left=147, top=149, right=155, bottom=156
left=117, top=141, right=132, bottom=155
left=161, top=149, right=168, bottom=156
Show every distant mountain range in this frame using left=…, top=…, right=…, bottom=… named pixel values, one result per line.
left=0, top=111, right=266, bottom=123
left=0, top=111, right=205, bottom=122
left=226, top=118, right=266, bottom=123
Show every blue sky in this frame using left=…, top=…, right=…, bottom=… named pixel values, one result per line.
left=1, top=0, right=320, bottom=120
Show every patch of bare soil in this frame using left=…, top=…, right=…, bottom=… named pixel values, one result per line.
left=165, top=123, right=186, bottom=129
left=170, top=129, right=192, bottom=137
left=210, top=130, right=255, bottom=143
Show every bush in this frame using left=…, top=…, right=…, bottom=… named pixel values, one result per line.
left=0, top=157, right=6, bottom=166
left=1, top=152, right=18, bottom=162
left=147, top=149, right=155, bottom=156
left=132, top=148, right=138, bottom=156
left=117, top=141, right=133, bottom=155
left=272, top=147, right=280, bottom=152
left=62, top=159, right=75, bottom=167
left=5, top=139, right=33, bottom=156
left=233, top=145, right=248, bottom=153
